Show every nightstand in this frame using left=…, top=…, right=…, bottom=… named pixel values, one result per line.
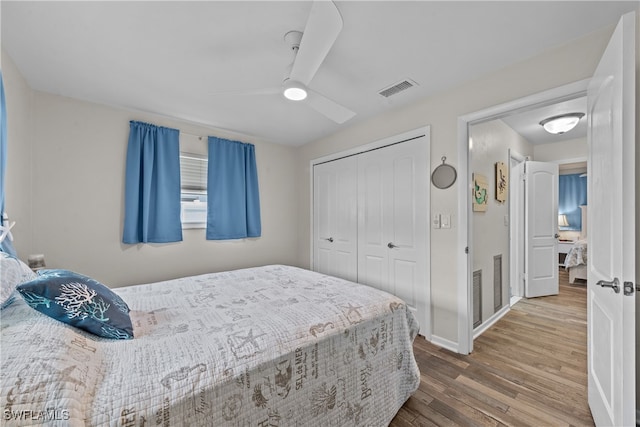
left=558, top=241, right=573, bottom=266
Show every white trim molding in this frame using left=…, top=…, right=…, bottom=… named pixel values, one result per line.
left=473, top=305, right=510, bottom=340
left=429, top=334, right=459, bottom=354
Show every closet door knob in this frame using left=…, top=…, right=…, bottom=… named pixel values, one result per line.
left=325, top=237, right=334, bottom=243
left=387, top=242, right=398, bottom=249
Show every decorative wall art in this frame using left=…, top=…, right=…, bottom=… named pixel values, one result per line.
left=473, top=173, right=488, bottom=212
left=431, top=156, right=457, bottom=189
left=495, top=161, right=508, bottom=203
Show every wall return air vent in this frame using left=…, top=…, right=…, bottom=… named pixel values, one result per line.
left=378, top=79, right=418, bottom=98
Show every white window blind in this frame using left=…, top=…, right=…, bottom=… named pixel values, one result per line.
left=180, top=153, right=207, bottom=228
left=180, top=153, right=207, bottom=193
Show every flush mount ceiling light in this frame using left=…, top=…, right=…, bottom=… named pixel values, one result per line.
left=539, top=112, right=585, bottom=135
left=283, top=79, right=307, bottom=101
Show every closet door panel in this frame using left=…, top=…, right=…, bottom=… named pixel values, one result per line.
left=390, top=259, right=417, bottom=309
left=313, top=157, right=357, bottom=282
left=391, top=155, right=417, bottom=248
left=357, top=138, right=427, bottom=324
left=361, top=255, right=385, bottom=290
left=316, top=247, right=331, bottom=276
left=387, top=140, right=427, bottom=318
left=358, top=150, right=389, bottom=290
left=361, top=162, right=384, bottom=246
left=314, top=131, right=429, bottom=336
left=314, top=165, right=333, bottom=275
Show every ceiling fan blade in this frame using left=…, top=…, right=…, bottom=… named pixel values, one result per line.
left=289, top=0, right=343, bottom=86
left=305, top=89, right=355, bottom=124
left=210, top=87, right=281, bottom=97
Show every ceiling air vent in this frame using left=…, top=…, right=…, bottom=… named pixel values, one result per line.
left=378, top=79, right=418, bottom=98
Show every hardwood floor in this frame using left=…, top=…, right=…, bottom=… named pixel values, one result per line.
left=391, top=269, right=593, bottom=426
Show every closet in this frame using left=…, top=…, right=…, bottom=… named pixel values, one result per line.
left=312, top=131, right=430, bottom=334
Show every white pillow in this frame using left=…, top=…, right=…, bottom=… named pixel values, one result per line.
left=1, top=252, right=37, bottom=309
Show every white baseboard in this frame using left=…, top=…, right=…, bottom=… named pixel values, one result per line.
left=429, top=334, right=459, bottom=353
left=473, top=305, right=510, bottom=340
left=426, top=305, right=510, bottom=354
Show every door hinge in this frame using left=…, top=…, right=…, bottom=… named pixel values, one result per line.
left=623, top=281, right=636, bottom=296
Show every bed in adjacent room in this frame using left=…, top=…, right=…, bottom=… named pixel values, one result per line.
left=0, top=262, right=420, bottom=426
left=564, top=239, right=588, bottom=284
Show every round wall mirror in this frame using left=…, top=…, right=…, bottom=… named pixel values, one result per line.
left=431, top=157, right=457, bottom=189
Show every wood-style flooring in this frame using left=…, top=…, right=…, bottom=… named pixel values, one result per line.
left=391, top=269, right=593, bottom=426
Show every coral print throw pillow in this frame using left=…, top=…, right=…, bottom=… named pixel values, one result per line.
left=17, top=269, right=134, bottom=339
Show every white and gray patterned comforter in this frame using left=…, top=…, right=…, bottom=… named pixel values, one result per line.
left=564, top=240, right=588, bottom=269
left=1, top=265, right=420, bottom=426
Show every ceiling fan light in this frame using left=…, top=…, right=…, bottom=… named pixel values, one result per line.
left=539, top=112, right=585, bottom=135
left=283, top=80, right=307, bottom=101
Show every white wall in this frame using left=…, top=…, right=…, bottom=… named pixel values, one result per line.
left=3, top=52, right=300, bottom=287
left=296, top=24, right=616, bottom=345
left=533, top=137, right=587, bottom=162
left=470, top=119, right=533, bottom=322
left=2, top=51, right=32, bottom=258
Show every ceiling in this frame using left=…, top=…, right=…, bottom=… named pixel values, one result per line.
left=502, top=96, right=587, bottom=144
left=2, top=1, right=638, bottom=147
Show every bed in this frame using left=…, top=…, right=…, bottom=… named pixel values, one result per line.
left=0, top=264, right=420, bottom=426
left=563, top=239, right=587, bottom=284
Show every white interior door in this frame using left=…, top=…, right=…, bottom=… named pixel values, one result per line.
left=358, top=137, right=428, bottom=328
left=313, top=156, right=358, bottom=282
left=587, top=12, right=635, bottom=427
left=524, top=161, right=559, bottom=298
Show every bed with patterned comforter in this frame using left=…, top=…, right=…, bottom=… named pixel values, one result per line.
left=563, top=240, right=588, bottom=283
left=1, top=265, right=420, bottom=426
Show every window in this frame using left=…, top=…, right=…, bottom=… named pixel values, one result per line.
left=180, top=152, right=207, bottom=229
left=558, top=173, right=587, bottom=231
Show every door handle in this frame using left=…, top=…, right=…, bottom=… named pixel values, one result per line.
left=597, top=277, right=620, bottom=293
left=324, top=237, right=334, bottom=243
left=554, top=233, right=560, bottom=239
left=387, top=242, right=398, bottom=249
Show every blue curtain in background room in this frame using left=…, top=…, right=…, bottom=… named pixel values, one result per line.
left=207, top=137, right=261, bottom=240
left=0, top=71, right=17, bottom=255
left=122, top=121, right=182, bottom=244
left=558, top=173, right=587, bottom=230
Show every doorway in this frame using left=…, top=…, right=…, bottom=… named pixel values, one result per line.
left=457, top=79, right=590, bottom=354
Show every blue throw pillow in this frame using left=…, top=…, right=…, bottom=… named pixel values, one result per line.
left=17, top=269, right=134, bottom=339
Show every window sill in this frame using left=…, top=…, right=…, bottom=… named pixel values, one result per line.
left=182, top=222, right=206, bottom=230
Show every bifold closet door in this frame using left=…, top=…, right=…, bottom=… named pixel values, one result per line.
left=313, top=156, right=358, bottom=282
left=357, top=138, right=428, bottom=318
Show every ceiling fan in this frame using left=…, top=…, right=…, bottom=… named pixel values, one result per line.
left=217, top=0, right=355, bottom=124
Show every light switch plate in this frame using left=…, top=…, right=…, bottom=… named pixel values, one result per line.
left=441, top=214, right=451, bottom=229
